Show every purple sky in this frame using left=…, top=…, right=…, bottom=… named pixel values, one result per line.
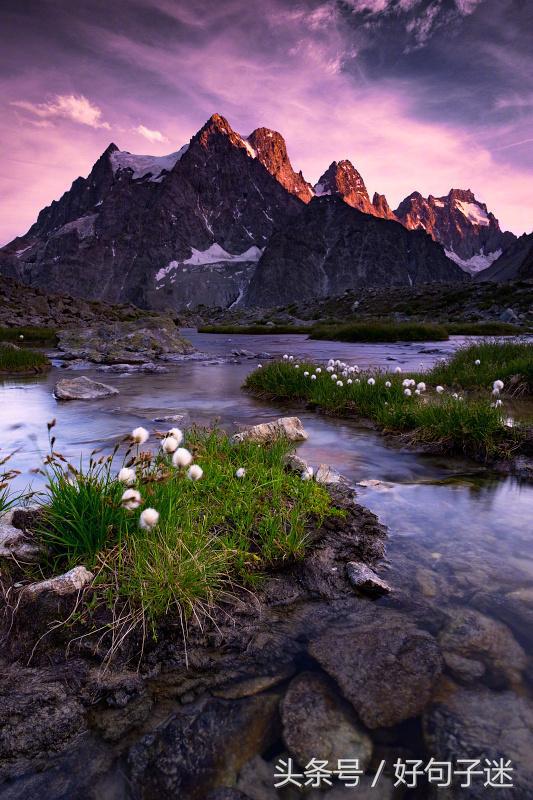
left=1, top=0, right=532, bottom=244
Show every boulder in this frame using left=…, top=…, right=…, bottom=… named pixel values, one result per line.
left=22, top=566, right=94, bottom=598
left=439, top=607, right=526, bottom=688
left=54, top=376, right=119, bottom=400
left=282, top=452, right=309, bottom=474
left=345, top=562, right=392, bottom=597
left=280, top=672, right=372, bottom=769
left=315, top=464, right=345, bottom=486
left=472, top=586, right=533, bottom=641
left=308, top=614, right=442, bottom=729
left=231, top=417, right=308, bottom=444
left=424, top=680, right=533, bottom=799
left=0, top=522, right=42, bottom=561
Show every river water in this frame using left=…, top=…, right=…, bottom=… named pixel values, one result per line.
left=1, top=331, right=532, bottom=798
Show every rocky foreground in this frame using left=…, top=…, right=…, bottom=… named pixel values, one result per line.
left=0, top=449, right=532, bottom=799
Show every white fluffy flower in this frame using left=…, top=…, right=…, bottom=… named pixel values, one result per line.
left=121, top=488, right=142, bottom=510
left=452, top=392, right=459, bottom=399
left=327, top=366, right=334, bottom=373
left=303, top=371, right=309, bottom=377
left=257, top=364, right=262, bottom=368
left=436, top=385, right=444, bottom=393
left=311, top=374, right=317, bottom=380
left=315, top=367, right=322, bottom=374
left=404, top=388, right=412, bottom=397
left=474, top=359, right=481, bottom=366
left=131, top=427, right=149, bottom=445
left=295, top=364, right=300, bottom=369
left=492, top=387, right=500, bottom=397
left=493, top=380, right=504, bottom=391
left=331, top=374, right=338, bottom=381
left=301, top=466, right=314, bottom=481
left=283, top=354, right=289, bottom=360
left=139, top=507, right=159, bottom=530
left=402, top=378, right=411, bottom=388
left=347, top=378, right=352, bottom=385
left=336, top=380, right=343, bottom=387
left=415, top=389, right=421, bottom=395
left=417, top=382, right=426, bottom=392
left=492, top=398, right=503, bottom=408
left=187, top=464, right=203, bottom=481
left=167, top=428, right=184, bottom=445
left=367, top=378, right=375, bottom=386
left=385, top=381, right=391, bottom=388
left=395, top=366, right=402, bottom=374
left=172, top=447, right=193, bottom=468
left=161, top=435, right=179, bottom=454
left=118, top=467, right=135, bottom=485
left=235, top=467, right=246, bottom=478
left=288, top=355, right=294, bottom=362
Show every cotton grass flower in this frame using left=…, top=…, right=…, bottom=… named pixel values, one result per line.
left=235, top=467, right=246, bottom=478
left=288, top=355, right=294, bottom=362
left=295, top=364, right=300, bottom=369
left=492, top=398, right=503, bottom=408
left=121, top=488, right=142, bottom=510
left=315, top=367, right=322, bottom=374
left=311, top=374, right=317, bottom=380
left=304, top=371, right=309, bottom=377
left=395, top=367, right=402, bottom=374
left=118, top=467, right=135, bottom=485
left=257, top=364, right=262, bottom=369
left=301, top=466, right=314, bottom=481
left=283, top=354, right=289, bottom=360
left=385, top=381, right=391, bottom=388
left=139, top=507, right=159, bottom=530
left=336, top=380, right=343, bottom=387
left=327, top=366, right=334, bottom=373
left=347, top=378, right=352, bottom=385
left=161, top=435, right=179, bottom=454
left=404, top=388, right=412, bottom=397
left=415, top=389, right=421, bottom=395
left=402, top=378, right=411, bottom=388
left=493, top=380, right=504, bottom=391
left=492, top=387, right=500, bottom=397
left=475, top=359, right=481, bottom=366
left=436, top=385, right=444, bottom=393
left=416, top=382, right=426, bottom=392
left=168, top=428, right=184, bottom=445
left=452, top=392, right=459, bottom=399
left=131, top=427, right=149, bottom=445
left=187, top=464, right=203, bottom=481
left=331, top=374, right=337, bottom=381
left=172, top=447, right=193, bottom=468
left=367, top=378, right=375, bottom=386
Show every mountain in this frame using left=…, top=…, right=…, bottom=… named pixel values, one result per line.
left=246, top=127, right=313, bottom=203
left=245, top=196, right=467, bottom=307
left=395, top=189, right=515, bottom=274
left=313, top=160, right=396, bottom=220
left=476, top=232, right=533, bottom=282
left=2, top=114, right=303, bottom=310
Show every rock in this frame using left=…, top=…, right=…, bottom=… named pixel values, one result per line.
left=208, top=790, right=252, bottom=800
left=320, top=775, right=394, bottom=799
left=10, top=504, right=43, bottom=533
left=439, top=607, right=526, bottom=688
left=345, top=562, right=391, bottom=597
left=441, top=652, right=486, bottom=684
left=98, top=362, right=169, bottom=374
left=54, top=376, right=119, bottom=400
left=128, top=693, right=281, bottom=799
left=22, top=566, right=93, bottom=598
left=315, top=464, right=345, bottom=486
left=236, top=755, right=278, bottom=800
left=282, top=452, right=308, bottom=473
left=231, top=417, right=308, bottom=444
left=0, top=522, right=42, bottom=561
left=153, top=414, right=188, bottom=424
left=472, top=586, right=533, bottom=641
left=308, top=614, right=442, bottom=729
left=499, top=307, right=519, bottom=323
left=280, top=672, right=372, bottom=769
left=357, top=479, right=381, bottom=487
left=424, top=680, right=533, bottom=799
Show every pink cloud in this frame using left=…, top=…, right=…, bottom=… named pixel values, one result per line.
left=11, top=94, right=110, bottom=129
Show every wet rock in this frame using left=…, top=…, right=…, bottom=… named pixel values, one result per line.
left=282, top=452, right=308, bottom=473
left=232, top=417, right=308, bottom=444
left=128, top=692, right=281, bottom=800
left=315, top=464, right=345, bottom=486
left=0, top=522, right=42, bottom=561
left=439, top=607, right=526, bottom=688
left=308, top=613, right=442, bottom=729
left=472, top=586, right=533, bottom=641
left=441, top=652, right=486, bottom=684
left=153, top=413, right=189, bottom=425
left=236, top=755, right=278, bottom=800
left=98, top=362, right=169, bottom=374
left=345, top=562, right=391, bottom=597
left=0, top=666, right=87, bottom=781
left=281, top=672, right=373, bottom=769
left=423, top=679, right=533, bottom=799
left=212, top=668, right=295, bottom=700
left=22, top=566, right=94, bottom=599
left=54, top=375, right=119, bottom=400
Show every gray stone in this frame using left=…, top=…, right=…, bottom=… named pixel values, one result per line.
left=231, top=417, right=308, bottom=444
left=315, top=464, right=346, bottom=486
left=499, top=307, right=519, bottom=323
left=282, top=452, right=308, bottom=473
left=22, top=566, right=93, bottom=598
left=308, top=614, right=442, bottom=729
left=236, top=756, right=278, bottom=800
left=54, top=376, right=119, bottom=400
left=0, top=522, right=42, bottom=561
left=281, top=672, right=372, bottom=769
left=345, top=562, right=392, bottom=597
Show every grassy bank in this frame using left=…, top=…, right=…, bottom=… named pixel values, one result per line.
left=35, top=427, right=334, bottom=634
left=198, top=323, right=310, bottom=334
left=309, top=321, right=449, bottom=342
left=445, top=321, right=526, bottom=336
left=245, top=360, right=519, bottom=460
left=0, top=325, right=57, bottom=344
left=0, top=344, right=50, bottom=373
left=427, top=341, right=533, bottom=394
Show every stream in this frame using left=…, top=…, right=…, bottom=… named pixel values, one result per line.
left=1, top=331, right=532, bottom=799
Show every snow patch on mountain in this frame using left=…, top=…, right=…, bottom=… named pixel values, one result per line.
left=110, top=144, right=188, bottom=181
left=455, top=200, right=490, bottom=227
left=54, top=214, right=98, bottom=240
left=184, top=244, right=263, bottom=265
left=445, top=247, right=502, bottom=274
left=313, top=183, right=331, bottom=197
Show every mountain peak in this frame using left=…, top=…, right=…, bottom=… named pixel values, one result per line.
left=314, top=159, right=372, bottom=213
left=247, top=127, right=312, bottom=203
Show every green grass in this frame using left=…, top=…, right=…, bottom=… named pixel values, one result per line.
left=445, top=321, right=526, bottom=336
left=427, top=341, right=533, bottom=394
left=0, top=345, right=50, bottom=373
left=245, top=361, right=517, bottom=460
left=309, top=320, right=449, bottom=342
left=0, top=326, right=57, bottom=343
left=36, top=428, right=334, bottom=632
left=198, top=324, right=310, bottom=334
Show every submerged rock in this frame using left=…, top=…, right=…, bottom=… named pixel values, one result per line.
left=231, top=416, right=308, bottom=444
left=424, top=680, right=533, bottom=799
left=308, top=613, right=442, bottom=729
left=345, top=561, right=392, bottom=597
left=281, top=671, right=373, bottom=769
left=54, top=375, right=119, bottom=400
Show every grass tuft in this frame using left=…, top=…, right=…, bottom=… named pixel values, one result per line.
left=427, top=340, right=533, bottom=394
left=309, top=320, right=449, bottom=342
left=0, top=345, right=50, bottom=373
left=0, top=326, right=57, bottom=343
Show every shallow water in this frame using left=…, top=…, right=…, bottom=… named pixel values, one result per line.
left=1, top=332, right=532, bottom=797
